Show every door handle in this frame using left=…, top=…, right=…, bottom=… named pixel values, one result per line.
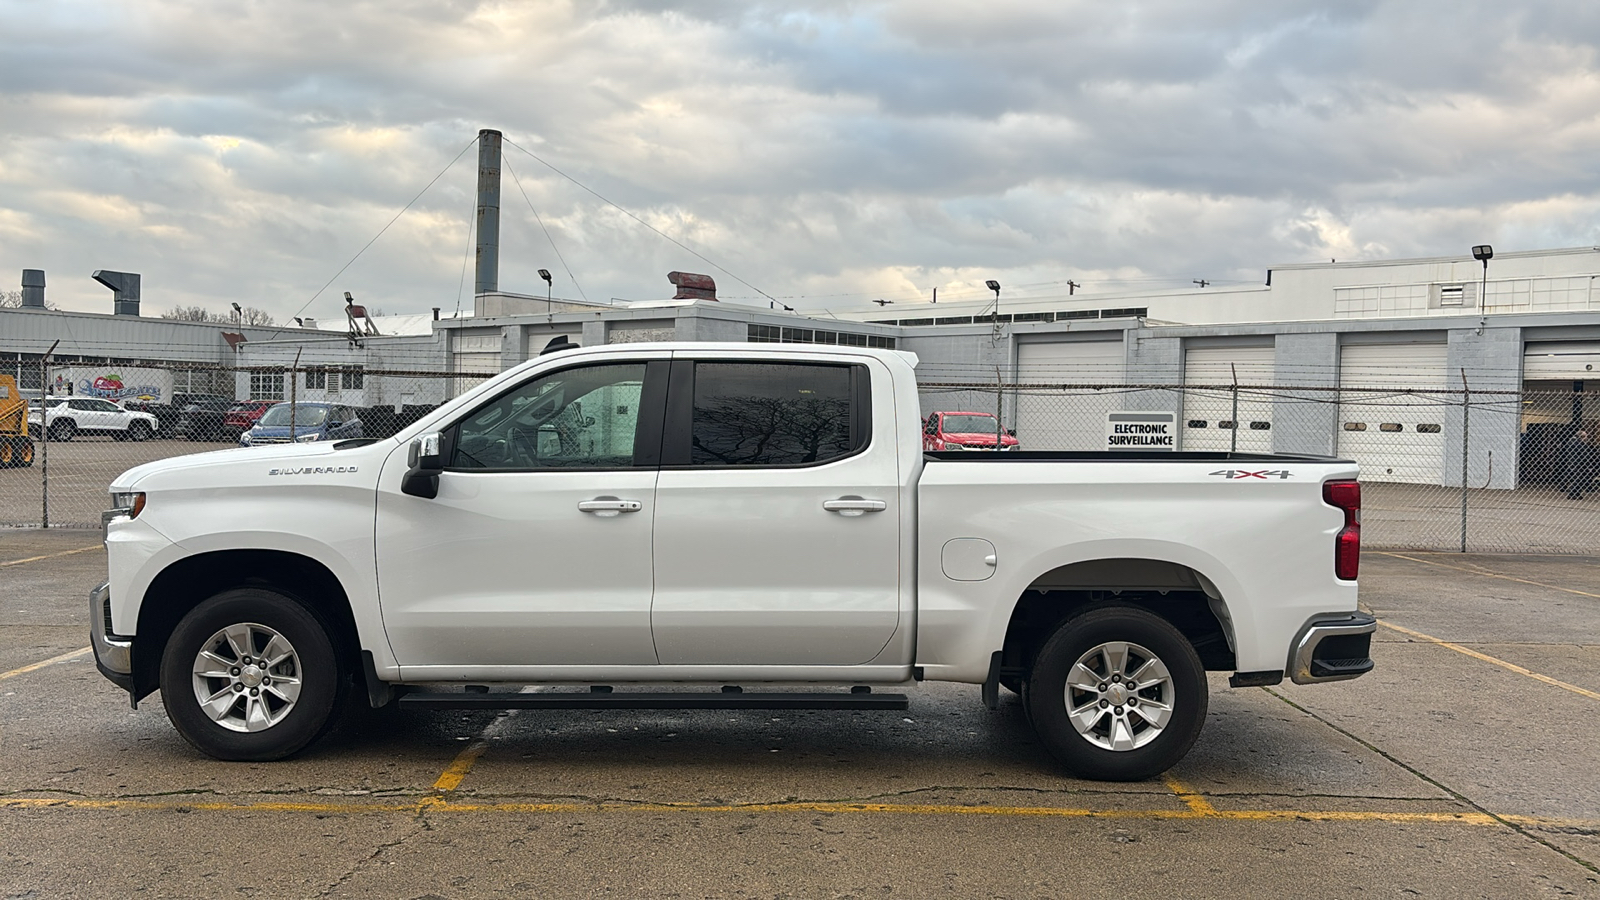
left=577, top=498, right=643, bottom=517
left=822, top=497, right=887, bottom=516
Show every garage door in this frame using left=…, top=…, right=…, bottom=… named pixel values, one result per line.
left=1182, top=347, right=1275, bottom=452
left=1015, top=340, right=1125, bottom=450
left=1337, top=343, right=1448, bottom=484
left=1523, top=342, right=1600, bottom=380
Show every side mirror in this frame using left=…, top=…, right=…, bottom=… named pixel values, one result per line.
left=402, top=432, right=444, bottom=498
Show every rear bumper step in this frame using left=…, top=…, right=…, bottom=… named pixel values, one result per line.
left=398, top=691, right=910, bottom=711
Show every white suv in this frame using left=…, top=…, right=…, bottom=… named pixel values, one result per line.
left=28, top=397, right=159, bottom=442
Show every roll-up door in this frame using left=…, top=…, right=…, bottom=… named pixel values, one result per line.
left=1182, top=347, right=1275, bottom=452
left=1523, top=342, right=1600, bottom=380
left=1015, top=340, right=1125, bottom=450
left=1337, top=343, right=1448, bottom=484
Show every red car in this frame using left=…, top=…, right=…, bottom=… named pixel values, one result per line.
left=222, top=400, right=280, bottom=436
left=922, top=411, right=1020, bottom=451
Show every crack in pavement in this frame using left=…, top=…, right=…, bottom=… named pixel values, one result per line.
left=1264, top=686, right=1600, bottom=878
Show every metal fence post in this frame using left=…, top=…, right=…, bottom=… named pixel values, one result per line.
left=1459, top=368, right=1470, bottom=553
left=39, top=340, right=58, bottom=529
left=1229, top=363, right=1239, bottom=453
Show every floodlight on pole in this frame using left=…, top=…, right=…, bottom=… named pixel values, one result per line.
left=538, top=268, right=553, bottom=311
left=1472, top=244, right=1492, bottom=306
left=985, top=280, right=1001, bottom=299
left=231, top=302, right=242, bottom=323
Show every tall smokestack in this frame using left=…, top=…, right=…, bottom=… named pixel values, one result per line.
left=20, top=269, right=45, bottom=308
left=93, top=269, right=141, bottom=316
left=474, top=129, right=502, bottom=296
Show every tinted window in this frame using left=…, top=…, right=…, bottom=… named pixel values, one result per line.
left=689, top=362, right=858, bottom=466
left=453, top=363, right=646, bottom=470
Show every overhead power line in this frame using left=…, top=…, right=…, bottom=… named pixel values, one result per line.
left=267, top=134, right=481, bottom=340
left=501, top=136, right=776, bottom=304
left=505, top=158, right=588, bottom=303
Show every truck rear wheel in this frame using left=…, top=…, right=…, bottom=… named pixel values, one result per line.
left=1025, top=606, right=1207, bottom=781
left=159, top=588, right=346, bottom=761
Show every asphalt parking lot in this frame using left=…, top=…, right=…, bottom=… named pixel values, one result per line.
left=2, top=529, right=1598, bottom=898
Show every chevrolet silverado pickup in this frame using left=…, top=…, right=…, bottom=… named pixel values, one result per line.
left=93, top=342, right=1373, bottom=780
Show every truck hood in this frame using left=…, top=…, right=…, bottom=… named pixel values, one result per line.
left=110, top=440, right=392, bottom=492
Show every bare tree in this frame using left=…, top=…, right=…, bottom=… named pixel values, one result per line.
left=162, top=305, right=230, bottom=322
left=162, top=305, right=275, bottom=326
left=238, top=307, right=275, bottom=326
left=0, top=289, right=57, bottom=310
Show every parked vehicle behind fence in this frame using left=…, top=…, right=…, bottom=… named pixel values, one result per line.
left=27, top=397, right=157, bottom=442
left=922, top=410, right=1020, bottom=451
left=239, top=402, right=364, bottom=445
left=174, top=398, right=239, bottom=442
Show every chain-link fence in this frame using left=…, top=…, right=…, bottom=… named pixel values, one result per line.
left=917, top=380, right=1600, bottom=554
left=1, top=358, right=489, bottom=528
left=6, top=358, right=1599, bottom=554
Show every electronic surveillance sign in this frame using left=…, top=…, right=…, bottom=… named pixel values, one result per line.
left=1105, top=411, right=1176, bottom=451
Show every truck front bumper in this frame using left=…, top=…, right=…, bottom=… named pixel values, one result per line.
left=89, top=581, right=135, bottom=692
left=1288, top=612, right=1377, bottom=684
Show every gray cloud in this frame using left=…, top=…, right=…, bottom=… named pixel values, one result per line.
left=2, top=0, right=1599, bottom=320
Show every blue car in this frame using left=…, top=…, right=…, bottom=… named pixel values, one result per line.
left=240, top=402, right=364, bottom=446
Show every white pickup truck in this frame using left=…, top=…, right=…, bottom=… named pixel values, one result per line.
left=93, top=342, right=1373, bottom=780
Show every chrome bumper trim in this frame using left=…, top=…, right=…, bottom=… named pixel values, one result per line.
left=1289, top=612, right=1377, bottom=684
left=90, top=581, right=133, bottom=676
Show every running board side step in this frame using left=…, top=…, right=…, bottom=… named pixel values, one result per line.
left=398, top=691, right=910, bottom=711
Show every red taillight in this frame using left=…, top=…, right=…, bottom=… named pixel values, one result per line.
left=1323, top=480, right=1361, bottom=581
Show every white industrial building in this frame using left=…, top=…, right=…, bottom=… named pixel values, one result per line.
left=6, top=245, right=1599, bottom=489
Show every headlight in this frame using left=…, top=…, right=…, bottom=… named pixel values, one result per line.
left=240, top=431, right=253, bottom=446
left=109, top=492, right=146, bottom=519
left=295, top=433, right=319, bottom=442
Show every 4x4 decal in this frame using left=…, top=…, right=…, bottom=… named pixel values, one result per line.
left=1209, top=469, right=1294, bottom=480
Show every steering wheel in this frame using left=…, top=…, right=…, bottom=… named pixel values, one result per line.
left=507, top=425, right=541, bottom=467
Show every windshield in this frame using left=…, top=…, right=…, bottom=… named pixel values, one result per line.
left=942, top=414, right=997, bottom=433
left=257, top=405, right=328, bottom=427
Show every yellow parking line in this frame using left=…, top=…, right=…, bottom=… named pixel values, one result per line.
left=1378, top=620, right=1600, bottom=703
left=1376, top=552, right=1600, bottom=600
left=0, top=795, right=1570, bottom=827
left=1162, top=774, right=1218, bottom=816
left=0, top=647, right=92, bottom=683
left=0, top=546, right=101, bottom=568
left=431, top=741, right=488, bottom=792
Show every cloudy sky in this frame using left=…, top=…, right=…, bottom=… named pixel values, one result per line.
left=4, top=0, right=1600, bottom=321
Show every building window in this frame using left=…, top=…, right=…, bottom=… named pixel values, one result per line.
left=342, top=367, right=364, bottom=390
left=251, top=372, right=285, bottom=401
left=305, top=369, right=326, bottom=390
left=751, top=324, right=893, bottom=350
left=1417, top=423, right=1441, bottom=433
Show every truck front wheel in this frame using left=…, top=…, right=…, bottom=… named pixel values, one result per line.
left=159, top=588, right=346, bottom=761
left=1025, top=606, right=1207, bottom=781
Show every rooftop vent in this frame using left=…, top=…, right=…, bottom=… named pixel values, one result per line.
left=92, top=270, right=141, bottom=316
left=668, top=271, right=717, bottom=301
left=20, top=269, right=45, bottom=308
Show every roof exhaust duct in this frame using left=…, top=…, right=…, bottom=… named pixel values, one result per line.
left=93, top=269, right=141, bottom=316
left=474, top=128, right=502, bottom=296
left=20, top=269, right=45, bottom=308
left=669, top=271, right=717, bottom=301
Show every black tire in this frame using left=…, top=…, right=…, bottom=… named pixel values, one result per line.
left=1025, top=606, right=1207, bottom=781
left=49, top=419, right=75, bottom=442
left=159, top=588, right=347, bottom=761
left=128, top=421, right=152, bottom=442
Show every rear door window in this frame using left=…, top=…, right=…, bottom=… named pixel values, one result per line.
left=683, top=362, right=866, bottom=467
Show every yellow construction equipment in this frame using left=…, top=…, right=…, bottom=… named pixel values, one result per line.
left=0, top=374, right=36, bottom=468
